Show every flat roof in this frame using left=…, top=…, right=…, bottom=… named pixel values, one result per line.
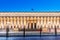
left=0, top=12, right=60, bottom=16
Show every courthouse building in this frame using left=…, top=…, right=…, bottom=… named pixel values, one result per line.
left=0, top=12, right=60, bottom=33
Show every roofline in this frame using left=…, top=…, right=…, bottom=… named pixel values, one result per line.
left=0, top=12, right=60, bottom=16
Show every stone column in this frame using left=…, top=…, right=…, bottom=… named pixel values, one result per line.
left=29, top=23, right=31, bottom=29
left=13, top=17, right=16, bottom=27
left=21, top=17, right=24, bottom=29
left=36, top=17, right=40, bottom=29
left=17, top=17, right=19, bottom=26
left=26, top=17, right=29, bottom=29
left=33, top=17, right=37, bottom=29
left=7, top=17, right=10, bottom=29
left=13, top=17, right=18, bottom=31
left=56, top=17, right=59, bottom=32
left=24, top=17, right=27, bottom=29
left=44, top=17, right=46, bottom=28
left=19, top=17, right=21, bottom=29
left=1, top=17, right=4, bottom=29
left=30, top=17, right=33, bottom=29
left=51, top=17, right=53, bottom=27
left=57, top=17, right=59, bottom=28
left=10, top=17, right=13, bottom=29
left=41, top=17, right=43, bottom=30
left=54, top=17, right=56, bottom=26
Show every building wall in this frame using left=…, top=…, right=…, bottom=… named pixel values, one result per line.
left=0, top=12, right=60, bottom=32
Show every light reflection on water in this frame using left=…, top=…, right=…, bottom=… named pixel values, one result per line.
left=0, top=36, right=60, bottom=40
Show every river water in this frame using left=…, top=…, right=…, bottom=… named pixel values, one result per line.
left=0, top=36, right=60, bottom=40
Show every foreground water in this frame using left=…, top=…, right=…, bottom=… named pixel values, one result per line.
left=0, top=36, right=60, bottom=40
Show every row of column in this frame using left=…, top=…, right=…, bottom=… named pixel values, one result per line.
left=0, top=16, right=60, bottom=30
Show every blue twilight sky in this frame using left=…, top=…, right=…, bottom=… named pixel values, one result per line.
left=0, top=0, right=60, bottom=12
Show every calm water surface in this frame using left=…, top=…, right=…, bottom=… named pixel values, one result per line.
left=0, top=36, right=60, bottom=40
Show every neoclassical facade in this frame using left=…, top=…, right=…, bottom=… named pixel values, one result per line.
left=0, top=12, right=60, bottom=32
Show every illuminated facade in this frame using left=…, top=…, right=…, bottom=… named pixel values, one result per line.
left=0, top=12, right=60, bottom=33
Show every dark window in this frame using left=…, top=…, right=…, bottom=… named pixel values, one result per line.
left=11, top=26, right=12, bottom=28
left=28, top=23, right=29, bottom=29
left=14, top=26, right=15, bottom=28
left=31, top=23, right=33, bottom=29
left=57, top=26, right=59, bottom=29
left=34, top=23, right=36, bottom=29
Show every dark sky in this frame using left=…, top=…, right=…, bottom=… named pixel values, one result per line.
left=0, top=0, right=60, bottom=12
